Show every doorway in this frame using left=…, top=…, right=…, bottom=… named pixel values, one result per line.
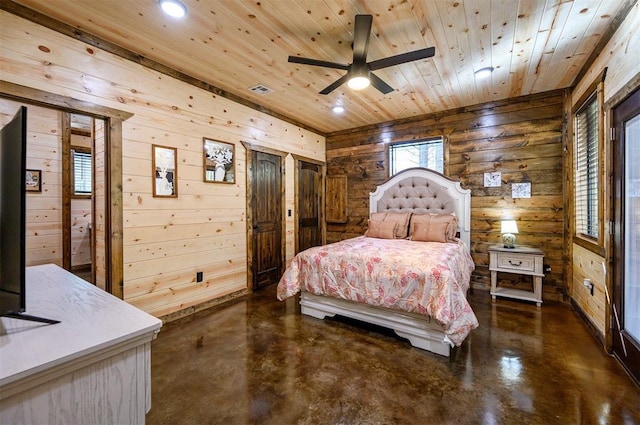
left=66, top=113, right=96, bottom=284
left=1, top=81, right=131, bottom=298
left=244, top=143, right=287, bottom=290
left=612, top=86, right=640, bottom=385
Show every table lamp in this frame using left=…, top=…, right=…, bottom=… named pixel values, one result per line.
left=501, top=220, right=518, bottom=248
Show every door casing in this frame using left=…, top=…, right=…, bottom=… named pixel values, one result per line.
left=611, top=85, right=640, bottom=385
left=243, top=142, right=288, bottom=291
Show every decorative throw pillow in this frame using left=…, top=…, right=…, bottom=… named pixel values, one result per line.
left=382, top=212, right=412, bottom=239
left=409, top=220, right=449, bottom=243
left=367, top=212, right=411, bottom=239
left=365, top=220, right=398, bottom=239
left=428, top=213, right=458, bottom=241
left=369, top=212, right=387, bottom=223
left=409, top=213, right=431, bottom=237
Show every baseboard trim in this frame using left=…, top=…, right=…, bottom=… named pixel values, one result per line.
left=570, top=298, right=606, bottom=348
left=159, top=288, right=249, bottom=324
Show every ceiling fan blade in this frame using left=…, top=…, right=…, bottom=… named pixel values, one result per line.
left=368, top=47, right=435, bottom=71
left=352, top=15, right=373, bottom=64
left=369, top=72, right=394, bottom=94
left=288, top=56, right=349, bottom=70
left=319, top=74, right=350, bottom=95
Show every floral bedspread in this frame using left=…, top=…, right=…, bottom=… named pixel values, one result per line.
left=277, top=236, right=478, bottom=346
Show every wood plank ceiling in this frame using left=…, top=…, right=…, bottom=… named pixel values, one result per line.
left=7, top=0, right=629, bottom=134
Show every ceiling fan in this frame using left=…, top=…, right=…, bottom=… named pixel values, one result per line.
left=288, top=14, right=435, bottom=95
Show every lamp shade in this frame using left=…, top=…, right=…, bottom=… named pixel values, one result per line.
left=501, top=220, right=518, bottom=234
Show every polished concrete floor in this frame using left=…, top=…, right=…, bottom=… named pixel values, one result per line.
left=146, top=286, right=640, bottom=425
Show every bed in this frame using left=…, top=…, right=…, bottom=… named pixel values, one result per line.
left=277, top=168, right=478, bottom=356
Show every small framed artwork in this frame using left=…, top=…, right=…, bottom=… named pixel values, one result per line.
left=152, top=144, right=178, bottom=198
left=483, top=171, right=501, bottom=187
left=25, top=169, right=42, bottom=193
left=512, top=182, right=531, bottom=198
left=203, top=138, right=235, bottom=184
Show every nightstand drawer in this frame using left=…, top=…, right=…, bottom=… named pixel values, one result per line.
left=496, top=254, right=535, bottom=272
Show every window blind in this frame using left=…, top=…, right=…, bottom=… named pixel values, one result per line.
left=389, top=138, right=443, bottom=176
left=73, top=150, right=92, bottom=195
left=574, top=93, right=599, bottom=240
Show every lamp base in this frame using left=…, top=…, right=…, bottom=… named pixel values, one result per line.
left=502, top=233, right=516, bottom=249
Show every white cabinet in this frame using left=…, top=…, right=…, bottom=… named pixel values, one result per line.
left=0, top=264, right=162, bottom=425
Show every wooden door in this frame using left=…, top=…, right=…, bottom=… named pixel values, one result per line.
left=250, top=150, right=284, bottom=290
left=296, top=159, right=324, bottom=253
left=612, top=87, right=640, bottom=385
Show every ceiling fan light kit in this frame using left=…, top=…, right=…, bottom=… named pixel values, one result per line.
left=348, top=76, right=370, bottom=90
left=289, top=14, right=435, bottom=95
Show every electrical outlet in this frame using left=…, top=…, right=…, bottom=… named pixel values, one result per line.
left=583, top=278, right=594, bottom=296
left=196, top=271, right=203, bottom=282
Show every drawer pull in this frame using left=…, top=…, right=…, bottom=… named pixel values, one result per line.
left=508, top=260, right=522, bottom=267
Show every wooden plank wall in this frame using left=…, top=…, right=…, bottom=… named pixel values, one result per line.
left=70, top=198, right=91, bottom=267
left=572, top=244, right=606, bottom=334
left=0, top=99, right=63, bottom=268
left=1, top=11, right=325, bottom=319
left=70, top=133, right=92, bottom=268
left=326, top=90, right=567, bottom=300
left=568, top=1, right=640, bottom=342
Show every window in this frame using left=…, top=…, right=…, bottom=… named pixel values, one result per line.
left=389, top=138, right=443, bottom=176
left=574, top=91, right=601, bottom=243
left=72, top=147, right=92, bottom=196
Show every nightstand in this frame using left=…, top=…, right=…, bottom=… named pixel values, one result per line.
left=488, top=244, right=545, bottom=307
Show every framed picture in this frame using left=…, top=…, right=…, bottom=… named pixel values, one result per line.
left=203, top=138, right=235, bottom=184
left=152, top=144, right=178, bottom=198
left=25, top=169, right=42, bottom=193
left=483, top=171, right=501, bottom=187
left=512, top=182, right=531, bottom=198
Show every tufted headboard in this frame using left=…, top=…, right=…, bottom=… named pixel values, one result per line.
left=369, top=168, right=471, bottom=248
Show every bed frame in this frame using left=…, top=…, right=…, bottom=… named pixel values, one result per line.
left=300, top=168, right=471, bottom=356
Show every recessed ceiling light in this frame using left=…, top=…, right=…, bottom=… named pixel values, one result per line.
left=332, top=106, right=345, bottom=114
left=159, top=0, right=187, bottom=18
left=474, top=67, right=494, bottom=79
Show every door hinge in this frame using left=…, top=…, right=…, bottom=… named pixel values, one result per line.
left=610, top=127, right=616, bottom=141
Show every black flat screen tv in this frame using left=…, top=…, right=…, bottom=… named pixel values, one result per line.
left=0, top=106, right=58, bottom=324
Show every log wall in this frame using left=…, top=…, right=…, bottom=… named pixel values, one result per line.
left=326, top=90, right=568, bottom=300
left=1, top=11, right=325, bottom=318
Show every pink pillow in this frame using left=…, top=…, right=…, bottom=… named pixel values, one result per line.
left=368, top=212, right=411, bottom=238
left=410, top=213, right=458, bottom=242
left=409, top=220, right=449, bottom=243
left=365, top=220, right=398, bottom=239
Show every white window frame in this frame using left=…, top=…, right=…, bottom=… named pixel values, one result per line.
left=388, top=137, right=444, bottom=176
left=71, top=147, right=92, bottom=197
